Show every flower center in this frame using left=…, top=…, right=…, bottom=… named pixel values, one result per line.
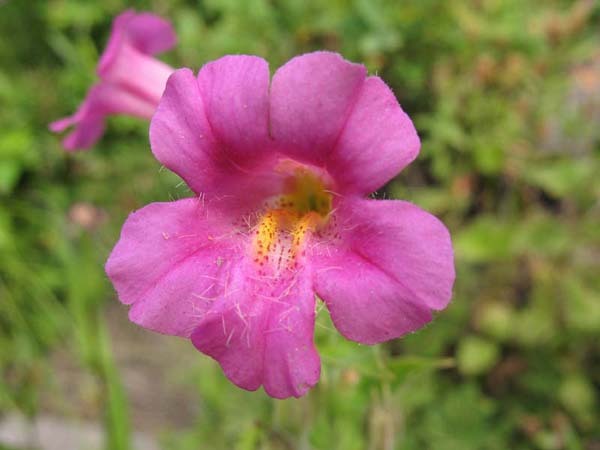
left=252, top=167, right=332, bottom=274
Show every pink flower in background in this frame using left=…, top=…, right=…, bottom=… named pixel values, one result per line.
left=50, top=10, right=176, bottom=151
left=106, top=52, right=455, bottom=398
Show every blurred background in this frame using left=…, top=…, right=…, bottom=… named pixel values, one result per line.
left=1, top=0, right=599, bottom=449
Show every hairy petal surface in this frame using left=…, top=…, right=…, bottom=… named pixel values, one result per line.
left=191, top=267, right=320, bottom=399
left=106, top=196, right=320, bottom=398
left=327, top=76, right=420, bottom=194
left=270, top=51, right=366, bottom=166
left=312, top=198, right=455, bottom=344
left=105, top=198, right=242, bottom=337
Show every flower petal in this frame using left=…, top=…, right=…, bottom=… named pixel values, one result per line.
left=50, top=112, right=105, bottom=151
left=151, top=68, right=281, bottom=202
left=105, top=198, right=243, bottom=337
left=99, top=10, right=175, bottom=77
left=312, top=198, right=454, bottom=344
left=314, top=252, right=433, bottom=345
left=270, top=51, right=366, bottom=166
left=126, top=12, right=177, bottom=55
left=97, top=10, right=135, bottom=76
left=191, top=267, right=320, bottom=399
left=50, top=83, right=155, bottom=151
left=327, top=76, right=420, bottom=194
left=197, top=55, right=271, bottom=162
left=150, top=68, right=230, bottom=194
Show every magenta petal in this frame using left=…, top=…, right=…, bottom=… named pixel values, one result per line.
left=262, top=279, right=320, bottom=398
left=126, top=250, right=236, bottom=337
left=97, top=10, right=175, bottom=102
left=191, top=268, right=320, bottom=398
left=60, top=114, right=106, bottom=151
left=312, top=198, right=455, bottom=344
left=98, top=39, right=174, bottom=103
left=105, top=198, right=241, bottom=337
left=126, top=12, right=177, bottom=55
left=51, top=82, right=155, bottom=151
left=328, top=76, right=421, bottom=194
left=97, top=10, right=135, bottom=75
left=49, top=117, right=77, bottom=133
left=197, top=55, right=271, bottom=162
left=192, top=297, right=263, bottom=391
left=150, top=68, right=224, bottom=194
left=151, top=68, right=282, bottom=201
left=98, top=10, right=175, bottom=76
left=50, top=111, right=105, bottom=151
left=314, top=251, right=433, bottom=344
left=270, top=51, right=366, bottom=166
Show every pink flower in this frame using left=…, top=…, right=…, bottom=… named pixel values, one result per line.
left=50, top=10, right=176, bottom=151
left=106, top=52, right=455, bottom=398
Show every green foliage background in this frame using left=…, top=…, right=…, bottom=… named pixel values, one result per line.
left=1, top=0, right=599, bottom=449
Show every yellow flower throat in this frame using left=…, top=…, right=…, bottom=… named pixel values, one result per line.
left=252, top=168, right=332, bottom=273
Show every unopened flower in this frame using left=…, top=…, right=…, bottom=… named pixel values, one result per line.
left=50, top=10, right=176, bottom=151
left=106, top=52, right=455, bottom=398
